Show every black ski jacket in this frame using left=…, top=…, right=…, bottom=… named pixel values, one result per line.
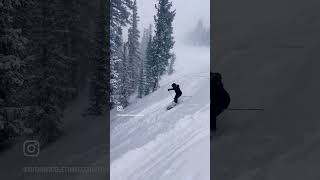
left=168, top=85, right=182, bottom=95
left=211, top=73, right=230, bottom=114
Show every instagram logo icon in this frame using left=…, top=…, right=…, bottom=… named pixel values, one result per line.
left=23, top=140, right=40, bottom=157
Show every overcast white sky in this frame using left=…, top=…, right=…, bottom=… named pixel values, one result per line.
left=136, top=0, right=210, bottom=41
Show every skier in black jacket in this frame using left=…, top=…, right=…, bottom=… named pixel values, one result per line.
left=168, top=83, right=182, bottom=103
left=211, top=72, right=230, bottom=132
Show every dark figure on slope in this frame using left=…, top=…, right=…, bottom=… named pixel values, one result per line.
left=168, top=83, right=182, bottom=103
left=211, top=72, right=230, bottom=132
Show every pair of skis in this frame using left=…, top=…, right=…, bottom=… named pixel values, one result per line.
left=166, top=101, right=177, bottom=110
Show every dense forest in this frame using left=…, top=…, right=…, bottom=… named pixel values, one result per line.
left=0, top=0, right=108, bottom=147
left=0, top=0, right=175, bottom=148
left=110, top=0, right=176, bottom=108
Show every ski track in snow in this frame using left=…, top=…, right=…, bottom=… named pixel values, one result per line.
left=110, top=44, right=210, bottom=180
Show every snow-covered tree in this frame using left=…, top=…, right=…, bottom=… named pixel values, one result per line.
left=88, top=0, right=109, bottom=115
left=110, top=0, right=132, bottom=108
left=127, top=0, right=140, bottom=95
left=0, top=0, right=29, bottom=144
left=26, top=0, right=79, bottom=143
left=0, top=0, right=111, bottom=146
left=145, top=27, right=158, bottom=93
left=138, top=28, right=148, bottom=98
left=150, top=0, right=176, bottom=90
left=119, top=42, right=130, bottom=106
left=140, top=29, right=149, bottom=61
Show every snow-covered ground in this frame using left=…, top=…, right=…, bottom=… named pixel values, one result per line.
left=110, top=43, right=210, bottom=180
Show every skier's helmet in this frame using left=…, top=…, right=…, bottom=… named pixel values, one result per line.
left=172, top=83, right=176, bottom=87
left=213, top=73, right=222, bottom=82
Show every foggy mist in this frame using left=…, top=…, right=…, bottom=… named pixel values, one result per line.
left=137, top=0, right=210, bottom=42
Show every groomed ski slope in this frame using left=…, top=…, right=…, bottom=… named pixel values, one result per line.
left=110, top=43, right=210, bottom=180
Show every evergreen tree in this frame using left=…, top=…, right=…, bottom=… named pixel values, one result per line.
left=138, top=28, right=148, bottom=98
left=127, top=0, right=140, bottom=95
left=26, top=0, right=78, bottom=143
left=137, top=62, right=144, bottom=98
left=119, top=42, right=130, bottom=106
left=145, top=29, right=155, bottom=94
left=0, top=0, right=111, bottom=146
left=110, top=0, right=132, bottom=108
left=0, top=0, right=30, bottom=143
left=151, top=0, right=175, bottom=90
left=65, top=0, right=83, bottom=96
left=88, top=0, right=108, bottom=115
left=140, top=29, right=149, bottom=60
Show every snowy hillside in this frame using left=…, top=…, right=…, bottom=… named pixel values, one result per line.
left=110, top=43, right=210, bottom=180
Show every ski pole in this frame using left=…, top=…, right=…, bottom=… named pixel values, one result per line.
left=168, top=91, right=173, bottom=98
left=227, top=108, right=264, bottom=111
